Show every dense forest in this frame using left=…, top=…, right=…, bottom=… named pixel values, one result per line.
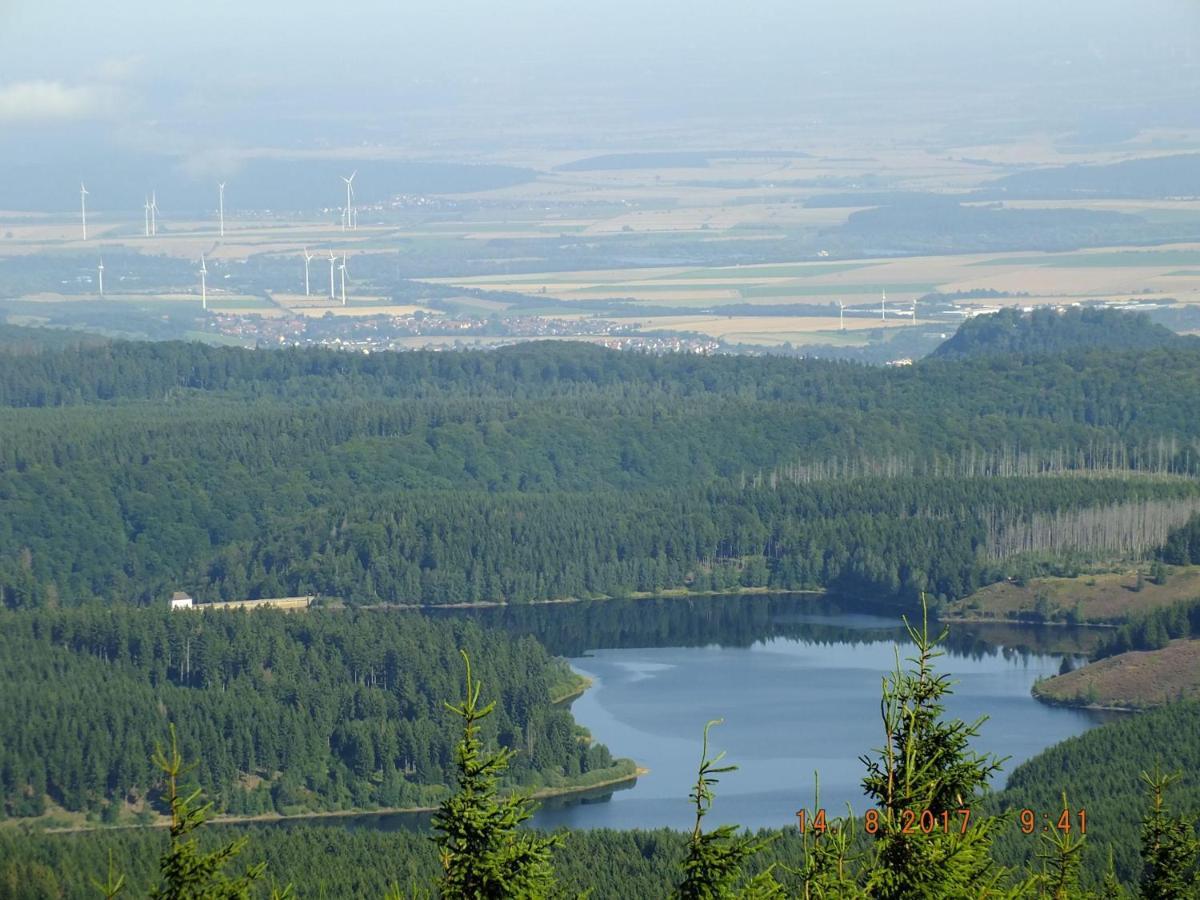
left=3, top=622, right=1198, bottom=897
left=930, top=307, right=1185, bottom=360
left=991, top=700, right=1200, bottom=888
left=0, top=815, right=740, bottom=899
left=0, top=607, right=625, bottom=822
left=5, top=336, right=1200, bottom=609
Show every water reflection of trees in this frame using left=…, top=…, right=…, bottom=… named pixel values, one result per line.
left=423, top=594, right=1098, bottom=662
left=944, top=621, right=1101, bottom=660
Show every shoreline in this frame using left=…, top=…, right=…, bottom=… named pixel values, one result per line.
left=359, top=587, right=824, bottom=612
left=938, top=615, right=1117, bottom=629
left=212, top=765, right=649, bottom=828
left=552, top=673, right=595, bottom=705
left=1030, top=690, right=1144, bottom=714
left=37, top=765, right=647, bottom=836
left=35, top=671, right=640, bottom=837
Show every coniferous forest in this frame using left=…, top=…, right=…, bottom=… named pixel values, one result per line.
left=0, top=607, right=623, bottom=822
left=4, top=321, right=1200, bottom=895
left=4, top=333, right=1200, bottom=610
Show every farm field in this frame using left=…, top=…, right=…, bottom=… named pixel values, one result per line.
left=7, top=291, right=270, bottom=310
left=288, top=304, right=436, bottom=318
left=5, top=141, right=1200, bottom=353
left=422, top=244, right=1200, bottom=314
left=627, top=314, right=910, bottom=346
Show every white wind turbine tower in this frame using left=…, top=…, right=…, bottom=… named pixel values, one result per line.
left=341, top=171, right=357, bottom=231
left=327, top=250, right=337, bottom=299
left=97, top=258, right=104, bottom=297
left=838, top=300, right=845, bottom=331
left=303, top=247, right=314, bottom=296
left=880, top=288, right=887, bottom=321
left=150, top=191, right=159, bottom=236
left=339, top=253, right=348, bottom=306
left=79, top=182, right=88, bottom=241
left=143, top=196, right=151, bottom=237
left=199, top=254, right=208, bottom=310
left=218, top=183, right=226, bottom=237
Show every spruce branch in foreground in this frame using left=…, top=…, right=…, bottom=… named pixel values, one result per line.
left=433, top=650, right=560, bottom=899
left=1139, top=767, right=1200, bottom=899
left=1032, top=792, right=1086, bottom=899
left=792, top=773, right=861, bottom=899
left=673, top=718, right=783, bottom=900
left=859, top=595, right=1017, bottom=899
left=90, top=849, right=126, bottom=899
left=148, top=723, right=268, bottom=900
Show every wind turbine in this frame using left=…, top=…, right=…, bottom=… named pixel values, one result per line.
left=97, top=257, right=104, bottom=297
left=341, top=171, right=356, bottom=231
left=143, top=196, right=150, bottom=237
left=150, top=192, right=159, bottom=236
left=199, top=254, right=208, bottom=310
left=303, top=247, right=314, bottom=296
left=79, top=182, right=88, bottom=241
left=339, top=253, right=348, bottom=306
left=912, top=296, right=919, bottom=321
left=217, top=183, right=226, bottom=237
left=837, top=300, right=845, bottom=331
left=880, top=288, right=887, bottom=321
left=327, top=250, right=336, bottom=300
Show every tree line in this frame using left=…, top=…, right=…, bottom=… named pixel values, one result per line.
left=0, top=607, right=625, bottom=823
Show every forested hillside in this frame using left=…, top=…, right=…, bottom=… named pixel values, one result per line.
left=990, top=700, right=1200, bottom=888
left=929, top=306, right=1182, bottom=360
left=6, top=610, right=1198, bottom=897
left=0, top=824, right=718, bottom=899
left=0, top=607, right=625, bottom=822
left=4, top=335, right=1200, bottom=609
left=14, top=696, right=1194, bottom=897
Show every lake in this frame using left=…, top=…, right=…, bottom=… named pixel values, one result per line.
left=534, top=629, right=1101, bottom=830
left=311, top=594, right=1107, bottom=833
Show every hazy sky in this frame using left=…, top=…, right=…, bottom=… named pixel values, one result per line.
left=1, top=0, right=1198, bottom=160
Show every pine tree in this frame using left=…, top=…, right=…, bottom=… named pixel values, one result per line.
left=673, top=719, right=783, bottom=900
left=1151, top=560, right=1169, bottom=586
left=432, top=651, right=560, bottom=899
left=1096, top=849, right=1126, bottom=899
left=91, top=851, right=126, bottom=899
left=792, top=773, right=862, bottom=899
left=148, top=724, right=271, bottom=900
left=1139, top=768, right=1199, bottom=899
left=1032, top=793, right=1086, bottom=899
left=858, top=597, right=1017, bottom=899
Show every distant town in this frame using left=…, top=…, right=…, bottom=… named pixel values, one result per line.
left=205, top=310, right=724, bottom=354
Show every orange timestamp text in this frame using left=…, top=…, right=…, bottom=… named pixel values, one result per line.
left=796, top=807, right=973, bottom=835
left=1018, top=807, right=1087, bottom=835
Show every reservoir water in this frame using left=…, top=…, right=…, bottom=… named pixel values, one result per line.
left=456, top=595, right=1106, bottom=831
left=290, top=594, right=1109, bottom=832
left=536, top=638, right=1100, bottom=830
